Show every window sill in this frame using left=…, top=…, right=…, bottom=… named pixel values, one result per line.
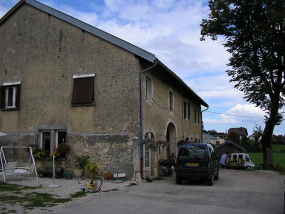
left=71, top=103, right=95, bottom=107
left=1, top=107, right=20, bottom=111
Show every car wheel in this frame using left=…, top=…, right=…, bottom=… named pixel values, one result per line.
left=208, top=176, right=214, bottom=186
left=176, top=177, right=182, bottom=185
left=214, top=170, right=219, bottom=180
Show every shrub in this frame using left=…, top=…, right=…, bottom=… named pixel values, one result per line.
left=85, top=161, right=99, bottom=174
left=56, top=143, right=70, bottom=156
left=275, top=163, right=285, bottom=172
left=74, top=155, right=90, bottom=169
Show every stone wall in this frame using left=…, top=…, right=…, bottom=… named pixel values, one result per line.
left=68, top=133, right=138, bottom=179
left=0, top=132, right=139, bottom=180
left=0, top=4, right=142, bottom=180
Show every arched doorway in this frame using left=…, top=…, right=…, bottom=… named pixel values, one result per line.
left=166, top=122, right=177, bottom=159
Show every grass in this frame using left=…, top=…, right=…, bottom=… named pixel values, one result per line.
left=248, top=152, right=285, bottom=167
left=0, top=182, right=87, bottom=213
left=271, top=144, right=285, bottom=151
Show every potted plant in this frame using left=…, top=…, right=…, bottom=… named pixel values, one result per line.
left=73, top=154, right=89, bottom=178
left=85, top=161, right=99, bottom=178
left=103, top=172, right=114, bottom=180
left=56, top=143, right=70, bottom=158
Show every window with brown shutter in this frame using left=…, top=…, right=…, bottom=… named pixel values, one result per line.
left=72, top=75, right=95, bottom=106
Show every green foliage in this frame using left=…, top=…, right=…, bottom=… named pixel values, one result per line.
left=275, top=163, right=285, bottom=172
left=85, top=161, right=99, bottom=174
left=56, top=143, right=70, bottom=156
left=241, top=136, right=249, bottom=148
left=140, top=138, right=157, bottom=151
left=227, top=132, right=240, bottom=144
left=34, top=150, right=49, bottom=160
left=245, top=139, right=262, bottom=152
left=74, top=154, right=90, bottom=169
left=252, top=124, right=263, bottom=142
left=201, top=0, right=285, bottom=169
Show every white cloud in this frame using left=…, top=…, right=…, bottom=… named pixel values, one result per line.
left=1, top=0, right=283, bottom=134
left=228, top=104, right=265, bottom=117
left=204, top=104, right=265, bottom=126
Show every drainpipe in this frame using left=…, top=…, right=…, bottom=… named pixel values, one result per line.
left=201, top=107, right=209, bottom=143
left=139, top=59, right=158, bottom=177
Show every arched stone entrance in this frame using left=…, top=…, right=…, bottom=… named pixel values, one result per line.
left=166, top=122, right=177, bottom=159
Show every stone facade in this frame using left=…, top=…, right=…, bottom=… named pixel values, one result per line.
left=0, top=3, right=141, bottom=179
left=0, top=1, right=208, bottom=180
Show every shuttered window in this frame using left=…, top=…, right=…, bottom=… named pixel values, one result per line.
left=184, top=101, right=190, bottom=120
left=72, top=75, right=95, bottom=106
left=146, top=77, right=153, bottom=102
left=169, top=91, right=174, bottom=112
left=195, top=109, right=200, bottom=124
left=0, top=82, right=21, bottom=110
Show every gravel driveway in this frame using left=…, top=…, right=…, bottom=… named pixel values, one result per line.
left=1, top=169, right=284, bottom=214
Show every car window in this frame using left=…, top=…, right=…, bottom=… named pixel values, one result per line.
left=207, top=144, right=216, bottom=159
left=180, top=146, right=206, bottom=160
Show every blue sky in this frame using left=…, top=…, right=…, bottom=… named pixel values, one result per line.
left=1, top=0, right=284, bottom=136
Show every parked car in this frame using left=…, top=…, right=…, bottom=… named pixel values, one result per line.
left=176, top=143, right=219, bottom=186
left=226, top=153, right=255, bottom=169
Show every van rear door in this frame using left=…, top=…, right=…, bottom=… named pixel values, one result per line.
left=177, top=145, right=208, bottom=175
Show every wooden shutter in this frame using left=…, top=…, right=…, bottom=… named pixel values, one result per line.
left=72, top=77, right=94, bottom=105
left=0, top=86, right=4, bottom=109
left=15, top=84, right=21, bottom=108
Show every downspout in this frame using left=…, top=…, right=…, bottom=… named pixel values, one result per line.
left=139, top=59, right=158, bottom=178
left=201, top=107, right=209, bottom=143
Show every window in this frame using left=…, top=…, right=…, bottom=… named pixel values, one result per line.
left=41, top=132, right=51, bottom=151
left=169, top=91, right=174, bottom=112
left=40, top=130, right=67, bottom=153
left=0, top=81, right=21, bottom=110
left=72, top=74, right=95, bottom=106
left=144, top=145, right=150, bottom=168
left=195, top=108, right=200, bottom=124
left=145, top=77, right=153, bottom=102
left=56, top=131, right=67, bottom=147
left=184, top=101, right=190, bottom=120
left=180, top=146, right=206, bottom=160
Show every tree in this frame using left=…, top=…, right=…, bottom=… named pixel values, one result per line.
left=227, top=132, right=240, bottom=144
left=241, top=136, right=249, bottom=148
left=252, top=124, right=263, bottom=142
left=200, top=0, right=285, bottom=170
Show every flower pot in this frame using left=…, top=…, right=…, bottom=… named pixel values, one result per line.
left=88, top=174, right=94, bottom=178
left=103, top=173, right=113, bottom=180
left=74, top=169, right=83, bottom=178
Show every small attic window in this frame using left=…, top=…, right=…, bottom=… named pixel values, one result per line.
left=72, top=74, right=95, bottom=106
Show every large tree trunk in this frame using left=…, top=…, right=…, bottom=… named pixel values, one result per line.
left=261, top=105, right=279, bottom=170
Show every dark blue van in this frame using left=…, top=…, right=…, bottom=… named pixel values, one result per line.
left=176, top=143, right=219, bottom=186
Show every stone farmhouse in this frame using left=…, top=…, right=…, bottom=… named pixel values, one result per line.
left=0, top=0, right=208, bottom=180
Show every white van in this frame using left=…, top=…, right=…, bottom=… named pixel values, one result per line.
left=226, top=153, right=255, bottom=169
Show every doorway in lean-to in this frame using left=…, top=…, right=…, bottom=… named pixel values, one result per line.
left=166, top=122, right=177, bottom=159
